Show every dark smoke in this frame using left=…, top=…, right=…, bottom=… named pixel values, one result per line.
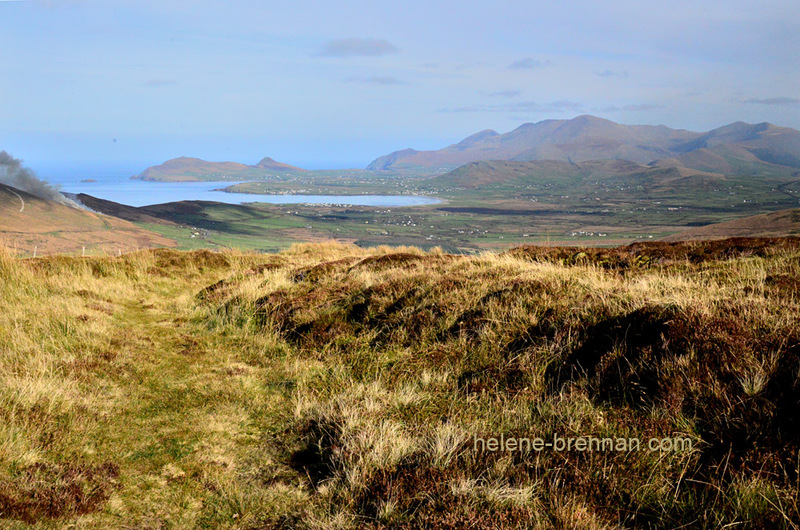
left=0, top=151, right=79, bottom=207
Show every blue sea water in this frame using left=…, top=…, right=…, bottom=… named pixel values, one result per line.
left=50, top=175, right=440, bottom=208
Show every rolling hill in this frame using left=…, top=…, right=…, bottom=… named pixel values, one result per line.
left=425, top=158, right=733, bottom=195
left=368, top=115, right=800, bottom=176
left=0, top=183, right=176, bottom=255
left=136, top=156, right=306, bottom=181
left=69, top=193, right=180, bottom=226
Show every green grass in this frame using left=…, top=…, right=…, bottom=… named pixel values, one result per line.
left=1, top=239, right=799, bottom=527
left=133, top=200, right=680, bottom=255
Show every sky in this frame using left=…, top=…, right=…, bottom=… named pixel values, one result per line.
left=1, top=0, right=798, bottom=176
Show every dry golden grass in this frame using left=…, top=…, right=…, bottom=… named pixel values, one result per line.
left=0, top=238, right=799, bottom=528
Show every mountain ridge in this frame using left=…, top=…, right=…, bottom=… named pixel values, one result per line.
left=367, top=115, right=800, bottom=175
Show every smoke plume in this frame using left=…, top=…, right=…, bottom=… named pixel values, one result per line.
left=0, top=151, right=79, bottom=207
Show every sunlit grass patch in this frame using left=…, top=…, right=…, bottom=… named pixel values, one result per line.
left=0, top=239, right=798, bottom=527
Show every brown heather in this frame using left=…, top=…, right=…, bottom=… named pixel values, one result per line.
left=0, top=238, right=799, bottom=528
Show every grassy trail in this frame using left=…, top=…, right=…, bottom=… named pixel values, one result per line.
left=0, top=249, right=307, bottom=528
left=2, top=240, right=800, bottom=528
left=86, top=259, right=308, bottom=528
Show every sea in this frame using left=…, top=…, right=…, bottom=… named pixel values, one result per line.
left=47, top=174, right=440, bottom=208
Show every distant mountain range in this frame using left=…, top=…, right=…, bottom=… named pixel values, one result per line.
left=135, top=116, right=800, bottom=183
left=367, top=115, right=800, bottom=175
left=136, top=156, right=306, bottom=182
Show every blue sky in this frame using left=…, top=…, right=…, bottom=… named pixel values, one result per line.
left=1, top=0, right=798, bottom=176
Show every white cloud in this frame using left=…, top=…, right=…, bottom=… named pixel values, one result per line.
left=344, top=75, right=406, bottom=85
left=316, top=37, right=397, bottom=57
left=441, top=100, right=583, bottom=113
left=508, top=58, right=551, bottom=69
left=597, top=70, right=628, bottom=78
left=743, top=97, right=800, bottom=107
left=487, top=90, right=521, bottom=98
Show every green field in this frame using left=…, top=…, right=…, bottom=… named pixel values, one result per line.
left=128, top=163, right=800, bottom=253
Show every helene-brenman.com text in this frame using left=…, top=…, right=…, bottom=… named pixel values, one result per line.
left=474, top=434, right=693, bottom=453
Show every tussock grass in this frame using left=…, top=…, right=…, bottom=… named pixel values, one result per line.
left=0, top=239, right=799, bottom=527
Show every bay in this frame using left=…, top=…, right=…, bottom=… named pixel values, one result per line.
left=55, top=178, right=441, bottom=208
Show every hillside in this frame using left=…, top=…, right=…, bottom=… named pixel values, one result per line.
left=422, top=158, right=755, bottom=202
left=368, top=115, right=800, bottom=175
left=1, top=240, right=799, bottom=527
left=427, top=158, right=724, bottom=190
left=136, top=155, right=306, bottom=182
left=0, top=183, right=176, bottom=255
left=70, top=193, right=180, bottom=226
left=662, top=208, right=800, bottom=241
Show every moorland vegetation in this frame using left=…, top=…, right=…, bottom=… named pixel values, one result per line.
left=1, top=238, right=799, bottom=527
